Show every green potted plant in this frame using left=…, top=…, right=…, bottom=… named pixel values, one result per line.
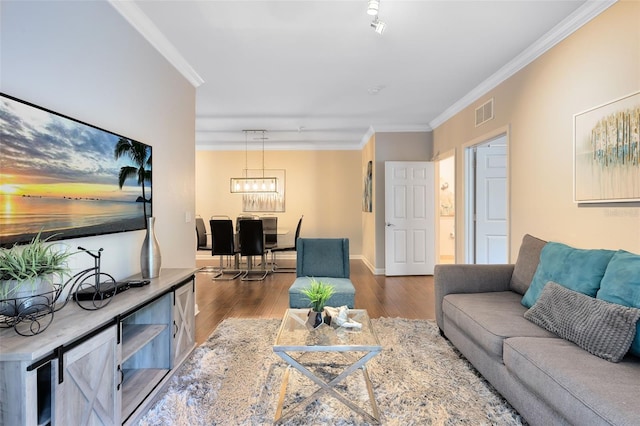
left=0, top=232, right=74, bottom=316
left=301, top=278, right=335, bottom=328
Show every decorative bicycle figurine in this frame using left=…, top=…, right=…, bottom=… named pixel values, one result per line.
left=58, top=246, right=118, bottom=311
left=0, top=247, right=117, bottom=336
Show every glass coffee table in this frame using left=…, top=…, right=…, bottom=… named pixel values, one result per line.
left=272, top=308, right=382, bottom=424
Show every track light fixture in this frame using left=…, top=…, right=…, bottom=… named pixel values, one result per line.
left=371, top=17, right=386, bottom=35
left=367, top=0, right=380, bottom=16
left=367, top=0, right=386, bottom=34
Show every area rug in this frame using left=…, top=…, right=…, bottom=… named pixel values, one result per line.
left=136, top=318, right=526, bottom=425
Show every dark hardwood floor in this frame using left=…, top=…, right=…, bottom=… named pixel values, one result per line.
left=194, top=258, right=435, bottom=344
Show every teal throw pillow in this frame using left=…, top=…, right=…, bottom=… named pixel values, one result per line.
left=596, top=250, right=640, bottom=357
left=521, top=242, right=615, bottom=308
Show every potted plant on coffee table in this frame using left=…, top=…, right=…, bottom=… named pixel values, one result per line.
left=301, top=278, right=335, bottom=329
left=0, top=232, right=74, bottom=319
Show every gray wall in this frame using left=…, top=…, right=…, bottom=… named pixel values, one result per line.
left=374, top=132, right=433, bottom=270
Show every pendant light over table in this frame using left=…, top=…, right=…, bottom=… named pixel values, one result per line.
left=230, top=130, right=278, bottom=194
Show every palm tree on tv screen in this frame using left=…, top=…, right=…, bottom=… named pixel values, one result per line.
left=114, top=138, right=152, bottom=225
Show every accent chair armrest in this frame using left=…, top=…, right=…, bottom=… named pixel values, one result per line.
left=434, top=264, right=515, bottom=330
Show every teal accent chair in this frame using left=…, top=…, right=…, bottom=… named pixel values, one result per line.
left=288, top=238, right=355, bottom=309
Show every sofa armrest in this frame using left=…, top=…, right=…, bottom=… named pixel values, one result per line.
left=434, top=264, right=515, bottom=330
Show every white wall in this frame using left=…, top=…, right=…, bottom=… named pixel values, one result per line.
left=1, top=1, right=196, bottom=280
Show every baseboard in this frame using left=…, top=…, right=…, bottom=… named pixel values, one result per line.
left=196, top=253, right=386, bottom=276
left=360, top=255, right=385, bottom=275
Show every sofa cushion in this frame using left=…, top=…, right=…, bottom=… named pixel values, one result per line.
left=525, top=281, right=640, bottom=362
left=442, top=291, right=557, bottom=359
left=510, top=234, right=546, bottom=295
left=521, top=242, right=615, bottom=308
left=597, top=249, right=640, bottom=357
left=504, top=337, right=640, bottom=425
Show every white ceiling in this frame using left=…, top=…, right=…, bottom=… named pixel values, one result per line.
left=112, top=0, right=611, bottom=151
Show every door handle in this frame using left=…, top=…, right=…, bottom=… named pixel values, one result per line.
left=386, top=222, right=394, bottom=227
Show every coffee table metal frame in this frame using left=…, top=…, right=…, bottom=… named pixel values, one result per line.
left=272, top=308, right=382, bottom=424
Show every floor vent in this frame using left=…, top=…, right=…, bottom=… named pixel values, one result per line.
left=475, top=98, right=494, bottom=127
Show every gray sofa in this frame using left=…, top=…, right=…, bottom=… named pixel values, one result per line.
left=435, top=235, right=640, bottom=425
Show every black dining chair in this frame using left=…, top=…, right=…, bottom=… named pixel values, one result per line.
left=261, top=216, right=278, bottom=250
left=238, top=219, right=268, bottom=281
left=209, top=218, right=242, bottom=280
left=270, top=215, right=303, bottom=273
left=236, top=214, right=258, bottom=234
left=260, top=216, right=278, bottom=269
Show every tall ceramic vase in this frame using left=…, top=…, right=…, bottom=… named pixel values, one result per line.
left=141, top=217, right=162, bottom=279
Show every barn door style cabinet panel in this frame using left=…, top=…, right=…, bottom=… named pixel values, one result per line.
left=55, top=325, right=120, bottom=425
left=0, top=269, right=196, bottom=426
left=172, top=282, right=195, bottom=365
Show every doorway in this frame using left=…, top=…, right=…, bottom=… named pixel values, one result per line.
left=437, top=155, right=455, bottom=264
left=464, top=134, right=508, bottom=264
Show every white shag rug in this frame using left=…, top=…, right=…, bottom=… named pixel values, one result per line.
left=136, top=318, right=526, bottom=426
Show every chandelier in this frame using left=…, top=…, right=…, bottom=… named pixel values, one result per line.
left=230, top=130, right=278, bottom=194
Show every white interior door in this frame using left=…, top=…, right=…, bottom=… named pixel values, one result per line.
left=474, top=140, right=507, bottom=264
left=385, top=161, right=435, bottom=275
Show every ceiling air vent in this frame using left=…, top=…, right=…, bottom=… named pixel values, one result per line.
left=475, top=98, right=494, bottom=127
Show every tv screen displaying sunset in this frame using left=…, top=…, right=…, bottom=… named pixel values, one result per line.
left=0, top=93, right=152, bottom=246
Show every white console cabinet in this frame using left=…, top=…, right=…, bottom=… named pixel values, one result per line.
left=0, top=268, right=196, bottom=426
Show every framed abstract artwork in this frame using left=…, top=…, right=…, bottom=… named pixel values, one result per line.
left=362, top=161, right=372, bottom=212
left=574, top=91, right=640, bottom=203
left=242, top=169, right=286, bottom=212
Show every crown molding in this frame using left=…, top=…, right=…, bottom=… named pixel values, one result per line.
left=109, top=0, right=204, bottom=88
left=359, top=126, right=376, bottom=149
left=357, top=125, right=432, bottom=148
left=371, top=124, right=432, bottom=133
left=428, top=0, right=617, bottom=129
left=197, top=141, right=363, bottom=151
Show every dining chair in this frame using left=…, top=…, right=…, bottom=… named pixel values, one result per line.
left=270, top=215, right=303, bottom=273
left=209, top=217, right=242, bottom=280
left=195, top=216, right=211, bottom=251
left=260, top=216, right=278, bottom=269
left=261, top=216, right=278, bottom=250
left=236, top=214, right=258, bottom=235
left=238, top=219, right=269, bottom=281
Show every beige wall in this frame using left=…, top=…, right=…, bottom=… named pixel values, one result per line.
left=361, top=136, right=376, bottom=269
left=196, top=132, right=434, bottom=270
left=1, top=1, right=196, bottom=279
left=196, top=150, right=363, bottom=254
left=433, top=1, right=640, bottom=261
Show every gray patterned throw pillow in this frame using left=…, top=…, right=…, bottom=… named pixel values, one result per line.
left=524, top=281, right=640, bottom=362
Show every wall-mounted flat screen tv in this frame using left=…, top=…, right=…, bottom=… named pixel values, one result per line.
left=0, top=93, right=152, bottom=247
